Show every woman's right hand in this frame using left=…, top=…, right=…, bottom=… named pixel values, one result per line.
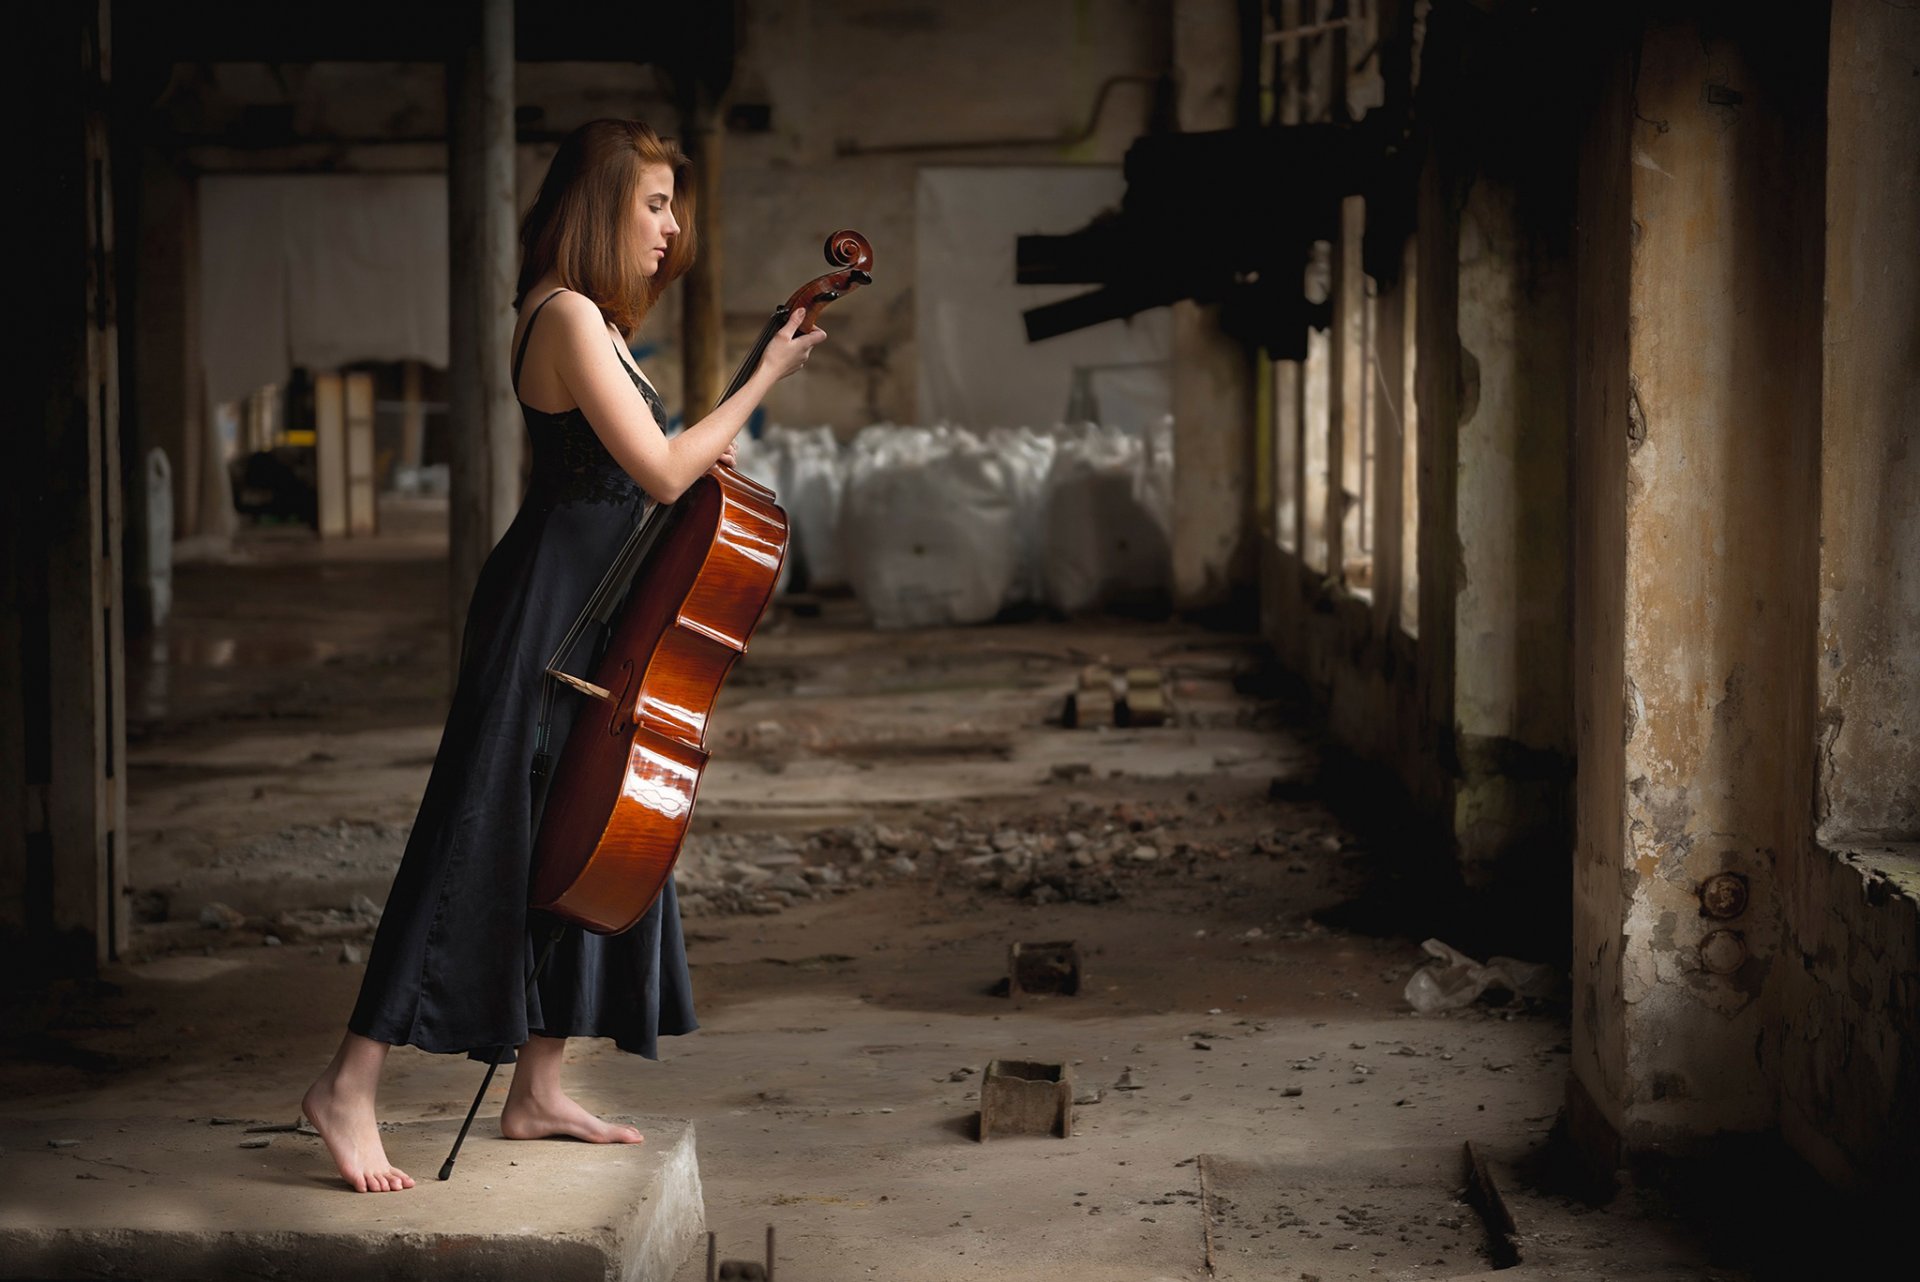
left=757, top=307, right=828, bottom=383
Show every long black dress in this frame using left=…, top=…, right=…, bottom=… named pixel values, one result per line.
left=349, top=288, right=698, bottom=1063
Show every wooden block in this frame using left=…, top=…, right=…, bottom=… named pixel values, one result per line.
left=1118, top=686, right=1168, bottom=727
left=314, top=372, right=347, bottom=539
left=979, top=1059, right=1073, bottom=1141
left=1063, top=689, right=1115, bottom=729
left=344, top=370, right=377, bottom=537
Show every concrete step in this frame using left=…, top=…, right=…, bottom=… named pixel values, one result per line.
left=0, top=1113, right=704, bottom=1281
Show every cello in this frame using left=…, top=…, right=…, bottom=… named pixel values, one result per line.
left=439, top=230, right=874, bottom=1180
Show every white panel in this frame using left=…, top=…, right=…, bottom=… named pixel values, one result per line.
left=200, top=175, right=449, bottom=407
left=916, top=167, right=1170, bottom=432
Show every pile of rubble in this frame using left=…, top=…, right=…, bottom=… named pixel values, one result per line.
left=673, top=799, right=1264, bottom=919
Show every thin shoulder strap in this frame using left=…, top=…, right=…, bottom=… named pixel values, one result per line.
left=511, top=288, right=571, bottom=393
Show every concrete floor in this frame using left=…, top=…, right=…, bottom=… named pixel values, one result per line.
left=1, top=509, right=1744, bottom=1281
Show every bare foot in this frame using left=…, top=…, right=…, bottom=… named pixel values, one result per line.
left=500, top=1090, right=645, bottom=1145
left=301, top=1073, right=415, bottom=1192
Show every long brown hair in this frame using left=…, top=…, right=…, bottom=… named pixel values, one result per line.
left=514, top=119, right=696, bottom=334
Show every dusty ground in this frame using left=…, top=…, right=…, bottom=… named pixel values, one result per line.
left=3, top=507, right=1747, bottom=1281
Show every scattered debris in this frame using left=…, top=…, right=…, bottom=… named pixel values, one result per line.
left=338, top=943, right=366, bottom=965
left=1462, top=1140, right=1521, bottom=1267
left=197, top=902, right=245, bottom=930
left=1113, top=1066, right=1145, bottom=1091
left=244, top=1121, right=318, bottom=1136
left=1404, top=939, right=1558, bottom=1013
left=239, top=1138, right=271, bottom=1150
left=46, top=1138, right=81, bottom=1149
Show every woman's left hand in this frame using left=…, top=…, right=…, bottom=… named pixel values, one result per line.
left=717, top=440, right=738, bottom=468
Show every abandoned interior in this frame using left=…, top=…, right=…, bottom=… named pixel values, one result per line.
left=4, top=1, right=1915, bottom=1279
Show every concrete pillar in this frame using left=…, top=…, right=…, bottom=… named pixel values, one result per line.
left=447, top=0, right=519, bottom=660
left=3, top=0, right=129, bottom=974
left=1326, top=196, right=1364, bottom=584
left=1369, top=238, right=1412, bottom=642
left=1412, top=145, right=1461, bottom=814
left=131, top=153, right=207, bottom=542
left=681, top=89, right=725, bottom=422
left=1570, top=10, right=1826, bottom=1161
left=1170, top=0, right=1256, bottom=612
left=1450, top=175, right=1574, bottom=891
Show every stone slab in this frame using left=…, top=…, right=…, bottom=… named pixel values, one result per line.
left=0, top=1114, right=703, bottom=1281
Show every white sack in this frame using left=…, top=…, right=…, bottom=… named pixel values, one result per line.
left=1041, top=421, right=1172, bottom=614
left=839, top=425, right=1022, bottom=629
left=724, top=430, right=793, bottom=597
left=983, top=426, right=1059, bottom=607
left=773, top=426, right=849, bottom=590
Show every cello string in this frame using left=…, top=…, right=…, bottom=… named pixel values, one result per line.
left=533, top=305, right=792, bottom=773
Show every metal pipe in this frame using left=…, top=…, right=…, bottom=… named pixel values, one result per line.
left=833, top=73, right=1169, bottom=157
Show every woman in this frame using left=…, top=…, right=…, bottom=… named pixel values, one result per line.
left=301, top=119, right=825, bottom=1193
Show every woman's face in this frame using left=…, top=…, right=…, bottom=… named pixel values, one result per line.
left=631, top=163, right=679, bottom=278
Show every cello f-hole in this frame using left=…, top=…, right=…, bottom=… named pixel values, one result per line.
left=608, top=660, right=637, bottom=735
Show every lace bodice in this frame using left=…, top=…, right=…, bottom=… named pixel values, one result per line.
left=522, top=374, right=665, bottom=507
left=512, top=287, right=666, bottom=508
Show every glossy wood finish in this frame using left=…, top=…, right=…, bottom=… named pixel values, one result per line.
left=528, top=229, right=872, bottom=937
left=782, top=230, right=874, bottom=324
left=530, top=465, right=787, bottom=932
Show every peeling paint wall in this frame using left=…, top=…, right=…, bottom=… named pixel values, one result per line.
left=1778, top=844, right=1920, bottom=1184
left=1576, top=11, right=1827, bottom=1146
left=1618, top=13, right=1825, bottom=1139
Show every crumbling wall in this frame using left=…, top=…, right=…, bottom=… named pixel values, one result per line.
left=1776, top=0, right=1920, bottom=1185
left=1808, top=0, right=1920, bottom=849
left=724, top=0, right=1169, bottom=432
left=1572, top=11, right=1828, bottom=1149
left=1778, top=845, right=1920, bottom=1184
